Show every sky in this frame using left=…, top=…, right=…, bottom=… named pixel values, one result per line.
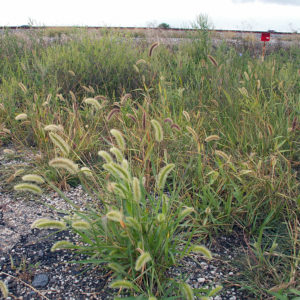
left=1, top=0, right=300, bottom=32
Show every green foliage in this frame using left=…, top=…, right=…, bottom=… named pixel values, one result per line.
left=15, top=127, right=214, bottom=298
left=2, top=25, right=299, bottom=298
left=158, top=23, right=170, bottom=29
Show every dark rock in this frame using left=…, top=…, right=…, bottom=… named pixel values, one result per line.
left=32, top=273, right=49, bottom=288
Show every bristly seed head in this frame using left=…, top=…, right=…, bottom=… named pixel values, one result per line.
left=215, top=150, right=230, bottom=161
left=106, top=210, right=123, bottom=223
left=148, top=42, right=159, bottom=57
left=44, top=124, right=64, bottom=132
left=135, top=251, right=151, bottom=271
left=164, top=118, right=173, bottom=125
left=72, top=220, right=91, bottom=230
left=156, top=163, right=175, bottom=190
left=15, top=113, right=28, bottom=121
left=14, top=183, right=43, bottom=195
left=22, top=174, right=45, bottom=184
left=83, top=98, right=102, bottom=111
left=80, top=167, right=93, bottom=178
left=110, top=129, right=126, bottom=151
left=0, top=280, right=9, bottom=298
left=110, top=280, right=134, bottom=290
left=18, top=82, right=28, bottom=93
left=49, top=132, right=70, bottom=156
left=109, top=147, right=124, bottom=162
left=49, top=157, right=78, bottom=174
left=182, top=111, right=190, bottom=122
left=190, top=245, right=212, bottom=260
left=205, top=135, right=220, bottom=142
left=171, top=123, right=181, bottom=131
left=107, top=108, right=120, bottom=121
left=98, top=150, right=113, bottom=163
left=51, top=240, right=75, bottom=252
left=181, top=283, right=194, bottom=300
left=207, top=55, right=218, bottom=67
left=31, top=218, right=66, bottom=230
left=126, top=113, right=137, bottom=124
left=151, top=119, right=163, bottom=142
left=132, top=177, right=141, bottom=203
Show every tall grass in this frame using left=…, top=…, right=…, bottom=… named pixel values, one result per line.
left=1, top=27, right=299, bottom=298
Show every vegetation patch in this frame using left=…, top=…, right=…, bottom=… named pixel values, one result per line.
left=0, top=21, right=299, bottom=299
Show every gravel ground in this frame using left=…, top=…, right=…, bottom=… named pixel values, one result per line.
left=0, top=148, right=252, bottom=299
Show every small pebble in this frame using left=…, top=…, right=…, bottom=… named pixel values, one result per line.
left=32, top=273, right=49, bottom=288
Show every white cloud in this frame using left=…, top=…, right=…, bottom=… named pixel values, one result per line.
left=232, top=0, right=300, bottom=5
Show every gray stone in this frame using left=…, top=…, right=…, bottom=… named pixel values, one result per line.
left=32, top=273, right=49, bottom=288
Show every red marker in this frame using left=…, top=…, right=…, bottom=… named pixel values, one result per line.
left=261, top=32, right=271, bottom=61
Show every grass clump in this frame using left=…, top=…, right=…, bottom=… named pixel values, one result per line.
left=1, top=24, right=299, bottom=298
left=15, top=128, right=216, bottom=299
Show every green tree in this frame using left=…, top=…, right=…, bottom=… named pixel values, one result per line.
left=158, top=23, right=170, bottom=29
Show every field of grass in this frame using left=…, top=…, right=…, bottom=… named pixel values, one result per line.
left=0, top=26, right=299, bottom=299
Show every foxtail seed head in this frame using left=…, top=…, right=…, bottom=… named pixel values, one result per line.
left=51, top=240, right=75, bottom=252
left=120, top=93, right=132, bottom=104
left=215, top=150, right=230, bottom=161
left=182, top=111, right=190, bottom=122
left=49, top=157, right=78, bottom=174
left=109, top=147, right=124, bottom=162
left=156, top=163, right=175, bottom=190
left=15, top=113, right=28, bottom=121
left=83, top=98, right=102, bottom=111
left=164, top=118, right=173, bottom=124
left=207, top=55, right=218, bottom=67
left=107, top=262, right=125, bottom=274
left=179, top=206, right=195, bottom=220
left=205, top=135, right=220, bottom=142
left=14, top=183, right=43, bottom=195
left=135, top=251, right=151, bottom=271
left=151, top=119, right=163, bottom=142
left=14, top=169, right=25, bottom=177
left=44, top=124, right=64, bottom=132
left=49, top=132, right=70, bottom=156
left=191, top=245, right=212, bottom=260
left=106, top=210, right=123, bottom=223
left=132, top=177, right=141, bottom=203
left=148, top=42, right=159, bottom=57
left=186, top=126, right=198, bottom=141
left=72, top=221, right=91, bottom=230
left=110, top=280, right=134, bottom=290
left=18, top=82, right=28, bottom=93
left=126, top=113, right=137, bottom=124
left=22, top=174, right=45, bottom=184
left=157, top=213, right=166, bottom=223
left=0, top=280, right=8, bottom=298
left=103, top=162, right=131, bottom=182
left=80, top=167, right=93, bottom=178
left=98, top=150, right=113, bottom=163
left=107, top=108, right=120, bottom=121
left=181, top=283, right=194, bottom=300
left=171, top=123, right=181, bottom=131
left=110, top=129, right=126, bottom=151
left=31, top=218, right=66, bottom=230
